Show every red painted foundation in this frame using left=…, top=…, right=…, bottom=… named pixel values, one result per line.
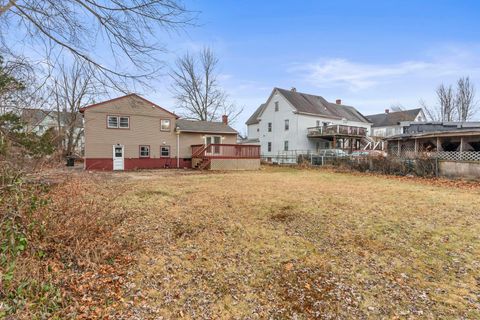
left=85, top=158, right=192, bottom=170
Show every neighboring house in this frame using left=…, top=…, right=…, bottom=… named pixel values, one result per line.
left=80, top=94, right=260, bottom=170
left=245, top=103, right=266, bottom=142
left=246, top=87, right=372, bottom=161
left=21, top=108, right=84, bottom=153
left=366, top=108, right=425, bottom=138
left=385, top=122, right=480, bottom=179
left=386, top=121, right=480, bottom=153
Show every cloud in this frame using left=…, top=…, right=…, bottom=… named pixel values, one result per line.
left=293, top=45, right=480, bottom=92
left=298, top=59, right=431, bottom=91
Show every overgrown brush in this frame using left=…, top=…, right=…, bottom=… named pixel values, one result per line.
left=0, top=164, right=133, bottom=319
left=329, top=156, right=438, bottom=177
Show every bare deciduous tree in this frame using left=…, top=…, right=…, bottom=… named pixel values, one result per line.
left=50, top=60, right=101, bottom=156
left=0, top=0, right=193, bottom=90
left=421, top=77, right=478, bottom=122
left=437, top=84, right=455, bottom=121
left=421, top=84, right=456, bottom=121
left=390, top=103, right=405, bottom=112
left=455, top=76, right=477, bottom=121
left=0, top=55, right=32, bottom=113
left=419, top=99, right=441, bottom=121
left=170, top=47, right=243, bottom=123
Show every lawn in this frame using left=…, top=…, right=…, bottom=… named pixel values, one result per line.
left=106, top=167, right=480, bottom=319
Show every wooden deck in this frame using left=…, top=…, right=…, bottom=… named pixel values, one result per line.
left=307, top=124, right=367, bottom=138
left=191, top=144, right=261, bottom=170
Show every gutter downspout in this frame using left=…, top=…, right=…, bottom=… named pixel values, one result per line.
left=176, top=127, right=180, bottom=168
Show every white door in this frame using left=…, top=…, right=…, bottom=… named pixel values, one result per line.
left=205, top=136, right=221, bottom=155
left=113, top=145, right=124, bottom=171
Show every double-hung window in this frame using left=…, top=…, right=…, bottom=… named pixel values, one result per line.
left=107, top=115, right=129, bottom=129
left=285, top=119, right=289, bottom=131
left=267, top=122, right=272, bottom=132
left=284, top=140, right=289, bottom=151
left=267, top=142, right=272, bottom=152
left=160, top=146, right=170, bottom=157
left=274, top=101, right=279, bottom=112
left=139, top=145, right=150, bottom=158
left=160, top=119, right=171, bottom=131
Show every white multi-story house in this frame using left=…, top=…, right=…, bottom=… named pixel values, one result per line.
left=246, top=87, right=372, bottom=161
left=245, top=103, right=266, bottom=143
left=365, top=108, right=426, bottom=137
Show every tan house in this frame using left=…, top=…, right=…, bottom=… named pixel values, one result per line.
left=80, top=94, right=260, bottom=170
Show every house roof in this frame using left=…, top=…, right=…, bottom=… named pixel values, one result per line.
left=176, top=119, right=237, bottom=134
left=273, top=88, right=371, bottom=123
left=366, top=108, right=422, bottom=127
left=79, top=93, right=178, bottom=118
left=386, top=128, right=480, bottom=140
left=245, top=103, right=266, bottom=125
left=21, top=108, right=83, bottom=128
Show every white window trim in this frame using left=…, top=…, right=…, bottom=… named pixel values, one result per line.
left=119, top=116, right=130, bottom=128
left=160, top=119, right=171, bottom=131
left=160, top=146, right=170, bottom=157
left=139, top=145, right=150, bottom=158
left=107, top=115, right=130, bottom=129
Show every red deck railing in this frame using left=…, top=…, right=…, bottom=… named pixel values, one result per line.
left=191, top=144, right=260, bottom=159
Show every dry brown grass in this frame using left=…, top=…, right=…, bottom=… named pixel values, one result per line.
left=4, top=166, right=478, bottom=318
left=110, top=166, right=480, bottom=319
left=1, top=171, right=136, bottom=319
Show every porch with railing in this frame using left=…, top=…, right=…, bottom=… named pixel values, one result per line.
left=307, top=124, right=367, bottom=137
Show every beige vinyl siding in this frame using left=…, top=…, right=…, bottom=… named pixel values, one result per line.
left=178, top=132, right=237, bottom=158
left=84, top=95, right=177, bottom=159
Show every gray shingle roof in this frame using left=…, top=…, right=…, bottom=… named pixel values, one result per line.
left=276, top=88, right=371, bottom=123
left=176, top=119, right=237, bottom=134
left=245, top=103, right=266, bottom=125
left=366, top=108, right=422, bottom=127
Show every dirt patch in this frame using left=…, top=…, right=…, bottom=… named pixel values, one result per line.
left=270, top=205, right=296, bottom=223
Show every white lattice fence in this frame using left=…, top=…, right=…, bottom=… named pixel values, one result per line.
left=435, top=151, right=480, bottom=162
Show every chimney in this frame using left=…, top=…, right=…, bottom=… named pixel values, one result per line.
left=385, top=109, right=390, bottom=114
left=222, top=114, right=228, bottom=125
left=291, top=87, right=297, bottom=92
left=336, top=99, right=342, bottom=105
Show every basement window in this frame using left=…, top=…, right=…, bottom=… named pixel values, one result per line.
left=139, top=145, right=150, bottom=158
left=160, top=146, right=170, bottom=157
